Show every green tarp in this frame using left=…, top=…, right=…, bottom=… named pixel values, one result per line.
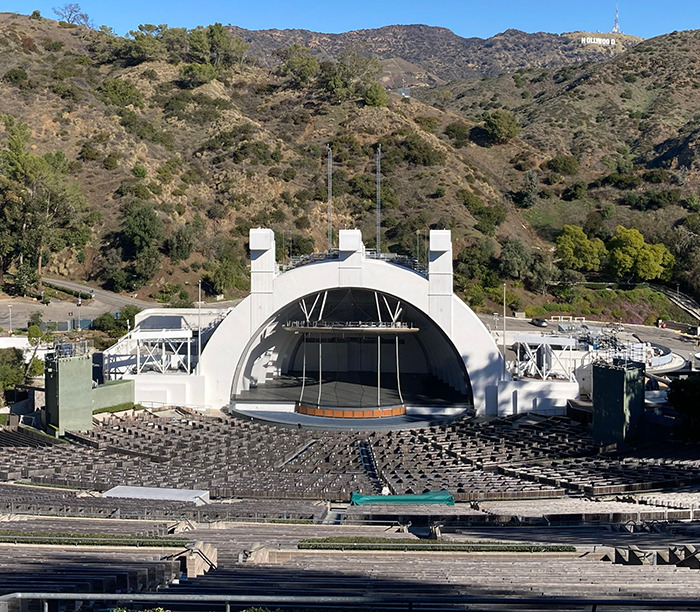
left=350, top=490, right=455, bottom=506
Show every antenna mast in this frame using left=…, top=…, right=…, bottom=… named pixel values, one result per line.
left=376, top=143, right=381, bottom=254
left=612, top=3, right=621, bottom=34
left=327, top=144, right=333, bottom=250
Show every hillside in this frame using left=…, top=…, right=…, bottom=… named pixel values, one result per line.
left=228, top=24, right=641, bottom=86
left=411, top=29, right=700, bottom=295
left=0, top=11, right=698, bottom=322
left=0, top=13, right=514, bottom=296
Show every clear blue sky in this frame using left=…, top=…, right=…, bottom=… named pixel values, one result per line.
left=4, top=0, right=699, bottom=39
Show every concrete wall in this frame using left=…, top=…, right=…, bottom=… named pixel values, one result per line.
left=126, top=374, right=205, bottom=408
left=92, top=380, right=134, bottom=411
left=46, top=354, right=137, bottom=434
left=493, top=380, right=580, bottom=417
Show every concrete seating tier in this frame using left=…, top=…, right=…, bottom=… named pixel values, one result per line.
left=0, top=428, right=55, bottom=448
left=160, top=551, right=700, bottom=603
left=478, top=497, right=681, bottom=523
left=0, top=546, right=181, bottom=597
left=633, top=490, right=700, bottom=511
left=0, top=517, right=171, bottom=538
left=502, top=456, right=700, bottom=497
left=0, top=484, right=327, bottom=522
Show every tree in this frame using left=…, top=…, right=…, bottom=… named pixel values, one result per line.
left=499, top=239, right=532, bottom=280
left=206, top=23, right=248, bottom=67
left=165, top=225, right=193, bottom=262
left=275, top=43, right=319, bottom=88
left=322, top=45, right=382, bottom=101
left=0, top=114, right=86, bottom=282
left=445, top=122, right=470, bottom=148
left=527, top=251, right=558, bottom=295
left=0, top=348, right=25, bottom=404
left=555, top=225, right=607, bottom=272
left=483, top=110, right=521, bottom=144
left=607, top=225, right=675, bottom=281
left=122, top=24, right=167, bottom=64
left=514, top=170, right=539, bottom=209
left=24, top=324, right=50, bottom=380
left=121, top=203, right=163, bottom=258
left=52, top=3, right=91, bottom=26
left=208, top=258, right=248, bottom=294
left=187, top=28, right=211, bottom=64
left=363, top=82, right=389, bottom=107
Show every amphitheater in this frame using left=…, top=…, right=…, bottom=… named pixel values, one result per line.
left=2, top=406, right=700, bottom=611
left=1, top=229, right=699, bottom=610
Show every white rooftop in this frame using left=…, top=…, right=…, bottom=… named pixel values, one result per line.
left=102, top=485, right=210, bottom=506
left=512, top=334, right=577, bottom=347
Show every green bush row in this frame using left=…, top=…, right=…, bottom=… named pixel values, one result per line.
left=41, top=281, right=92, bottom=301
left=298, top=537, right=575, bottom=553
left=93, top=402, right=144, bottom=414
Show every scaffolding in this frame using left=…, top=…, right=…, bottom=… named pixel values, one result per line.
left=104, top=329, right=194, bottom=378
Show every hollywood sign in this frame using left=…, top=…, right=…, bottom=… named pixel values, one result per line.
left=581, top=37, right=616, bottom=45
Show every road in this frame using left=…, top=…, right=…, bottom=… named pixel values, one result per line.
left=43, top=277, right=155, bottom=311
left=651, top=283, right=700, bottom=321
left=0, top=278, right=241, bottom=332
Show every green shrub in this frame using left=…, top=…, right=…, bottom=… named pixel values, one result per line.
left=179, top=63, right=217, bottom=88
left=42, top=39, right=64, bottom=52
left=444, top=121, right=470, bottom=147
left=99, top=78, right=144, bottom=107
left=78, top=142, right=101, bottom=162
left=51, top=81, right=83, bottom=100
left=546, top=155, right=579, bottom=175
left=643, top=168, right=670, bottom=184
left=132, top=163, right=147, bottom=179
left=102, top=152, right=121, bottom=171
left=363, top=82, right=388, bottom=107
left=3, top=68, right=28, bottom=84
left=483, top=109, right=521, bottom=144
left=562, top=181, right=587, bottom=201
left=119, top=111, right=174, bottom=149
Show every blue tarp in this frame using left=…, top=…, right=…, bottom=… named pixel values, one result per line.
left=350, top=490, right=455, bottom=506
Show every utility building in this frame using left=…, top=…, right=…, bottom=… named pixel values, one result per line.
left=592, top=360, right=645, bottom=445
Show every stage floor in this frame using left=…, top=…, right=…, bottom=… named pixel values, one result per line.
left=236, top=372, right=468, bottom=408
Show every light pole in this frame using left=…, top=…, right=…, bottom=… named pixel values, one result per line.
left=7, top=305, right=12, bottom=336
left=77, top=297, right=82, bottom=336
left=197, top=279, right=202, bottom=375
left=502, top=283, right=507, bottom=381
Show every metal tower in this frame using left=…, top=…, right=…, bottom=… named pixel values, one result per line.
left=327, top=144, right=333, bottom=250
left=612, top=3, right=621, bottom=34
left=376, top=143, right=381, bottom=254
